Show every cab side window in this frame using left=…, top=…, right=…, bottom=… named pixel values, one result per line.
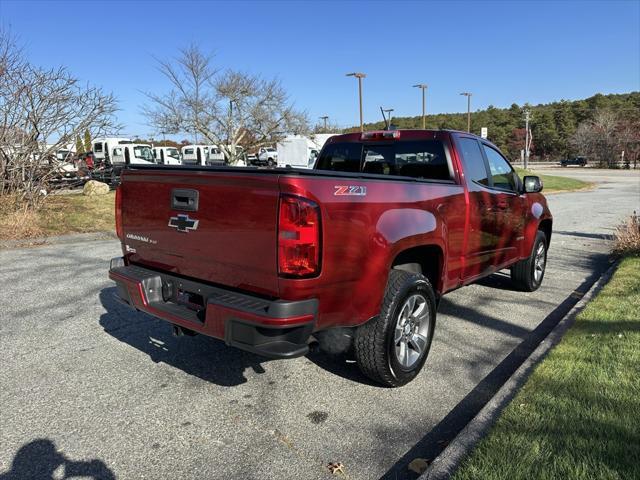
left=482, top=145, right=518, bottom=192
left=457, top=137, right=489, bottom=186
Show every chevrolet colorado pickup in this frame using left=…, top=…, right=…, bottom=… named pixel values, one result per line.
left=108, top=129, right=552, bottom=387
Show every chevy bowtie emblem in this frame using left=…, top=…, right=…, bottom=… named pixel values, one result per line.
left=168, top=214, right=199, bottom=232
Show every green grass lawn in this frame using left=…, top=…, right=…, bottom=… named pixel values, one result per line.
left=0, top=192, right=115, bottom=240
left=515, top=168, right=593, bottom=193
left=453, top=256, right=640, bottom=480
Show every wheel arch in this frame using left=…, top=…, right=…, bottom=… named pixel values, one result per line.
left=538, top=218, right=552, bottom=245
left=391, top=244, right=444, bottom=295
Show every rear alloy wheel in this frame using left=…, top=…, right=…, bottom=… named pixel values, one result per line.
left=354, top=270, right=436, bottom=387
left=511, top=230, right=547, bottom=291
left=267, top=158, right=275, bottom=167
left=394, top=294, right=430, bottom=369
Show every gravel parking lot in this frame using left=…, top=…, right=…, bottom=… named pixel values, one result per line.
left=1, top=169, right=638, bottom=479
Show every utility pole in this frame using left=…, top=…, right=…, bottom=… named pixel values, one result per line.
left=346, top=72, right=366, bottom=132
left=229, top=100, right=233, bottom=146
left=382, top=108, right=394, bottom=130
left=413, top=84, right=428, bottom=129
left=319, top=115, right=329, bottom=131
left=460, top=92, right=472, bottom=132
left=524, top=109, right=531, bottom=169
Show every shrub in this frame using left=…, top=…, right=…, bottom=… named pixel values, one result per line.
left=612, top=213, right=640, bottom=257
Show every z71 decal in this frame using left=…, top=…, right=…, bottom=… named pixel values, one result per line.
left=334, top=185, right=367, bottom=196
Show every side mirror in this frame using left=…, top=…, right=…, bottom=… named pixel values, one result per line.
left=523, top=175, right=543, bottom=193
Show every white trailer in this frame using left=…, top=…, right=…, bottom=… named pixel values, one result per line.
left=276, top=134, right=336, bottom=169
left=152, top=146, right=182, bottom=165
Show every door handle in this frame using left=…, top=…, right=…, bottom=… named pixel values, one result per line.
left=171, top=188, right=199, bottom=212
left=495, top=199, right=509, bottom=210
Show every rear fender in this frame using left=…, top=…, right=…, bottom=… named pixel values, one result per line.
left=376, top=208, right=447, bottom=292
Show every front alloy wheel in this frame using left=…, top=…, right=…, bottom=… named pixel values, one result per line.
left=533, top=242, right=546, bottom=285
left=511, top=230, right=547, bottom=291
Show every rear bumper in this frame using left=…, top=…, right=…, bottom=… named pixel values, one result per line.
left=108, top=260, right=317, bottom=359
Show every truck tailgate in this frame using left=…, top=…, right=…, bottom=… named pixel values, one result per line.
left=119, top=169, right=280, bottom=298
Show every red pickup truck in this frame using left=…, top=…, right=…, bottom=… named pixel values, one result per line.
left=109, top=129, right=552, bottom=387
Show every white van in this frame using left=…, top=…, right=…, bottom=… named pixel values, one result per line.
left=207, top=145, right=225, bottom=164
left=92, top=137, right=131, bottom=163
left=153, top=146, right=182, bottom=165
left=110, top=143, right=155, bottom=165
left=181, top=145, right=211, bottom=165
left=211, top=145, right=246, bottom=166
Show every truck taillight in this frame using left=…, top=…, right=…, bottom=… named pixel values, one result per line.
left=115, top=186, right=123, bottom=240
left=278, top=195, right=321, bottom=278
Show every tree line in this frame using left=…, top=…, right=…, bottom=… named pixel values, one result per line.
left=346, top=92, right=640, bottom=167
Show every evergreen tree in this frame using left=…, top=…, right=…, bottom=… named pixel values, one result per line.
left=340, top=92, right=638, bottom=161
left=75, top=136, right=85, bottom=155
left=83, top=129, right=92, bottom=152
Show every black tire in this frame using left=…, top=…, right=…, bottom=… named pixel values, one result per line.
left=354, top=270, right=436, bottom=387
left=267, top=158, right=275, bottom=167
left=511, top=230, right=547, bottom=292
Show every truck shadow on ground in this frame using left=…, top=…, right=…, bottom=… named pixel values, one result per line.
left=98, top=287, right=272, bottom=387
left=0, top=439, right=114, bottom=480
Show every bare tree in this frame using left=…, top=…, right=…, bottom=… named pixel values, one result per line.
left=616, top=119, right=640, bottom=169
left=143, top=45, right=309, bottom=164
left=312, top=119, right=342, bottom=135
left=0, top=29, right=119, bottom=207
left=570, top=109, right=629, bottom=168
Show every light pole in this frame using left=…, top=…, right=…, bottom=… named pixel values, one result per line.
left=346, top=72, right=366, bottom=132
left=460, top=92, right=472, bottom=132
left=413, top=84, right=428, bottom=129
left=524, top=109, right=531, bottom=169
left=382, top=108, right=394, bottom=130
left=319, top=115, right=329, bottom=131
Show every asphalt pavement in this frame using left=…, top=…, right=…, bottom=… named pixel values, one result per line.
left=1, top=169, right=638, bottom=479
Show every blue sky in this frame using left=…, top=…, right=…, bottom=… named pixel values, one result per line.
left=2, top=0, right=639, bottom=138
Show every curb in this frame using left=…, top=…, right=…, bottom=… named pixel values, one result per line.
left=419, top=259, right=620, bottom=480
left=0, top=231, right=117, bottom=250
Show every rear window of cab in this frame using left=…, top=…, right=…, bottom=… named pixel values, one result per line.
left=316, top=140, right=451, bottom=181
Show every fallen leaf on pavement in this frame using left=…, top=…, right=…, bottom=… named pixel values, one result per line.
left=408, top=458, right=430, bottom=474
left=327, top=462, right=345, bottom=475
